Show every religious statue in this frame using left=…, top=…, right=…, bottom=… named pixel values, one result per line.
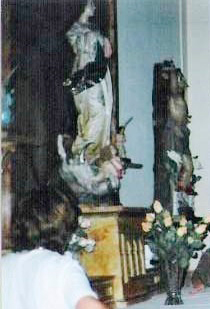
left=153, top=60, right=195, bottom=213
left=64, top=0, right=113, bottom=161
left=163, top=66, right=193, bottom=191
left=59, top=0, right=123, bottom=203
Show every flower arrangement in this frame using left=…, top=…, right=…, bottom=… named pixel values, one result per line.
left=68, top=216, right=96, bottom=256
left=142, top=201, right=210, bottom=268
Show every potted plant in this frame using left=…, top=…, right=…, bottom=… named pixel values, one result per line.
left=142, top=200, right=210, bottom=305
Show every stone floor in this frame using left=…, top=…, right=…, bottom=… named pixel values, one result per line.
left=127, top=287, right=210, bottom=309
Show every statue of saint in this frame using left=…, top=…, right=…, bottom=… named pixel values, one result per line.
left=64, top=0, right=113, bottom=162
left=60, top=0, right=123, bottom=202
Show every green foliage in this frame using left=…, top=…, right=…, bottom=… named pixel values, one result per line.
left=142, top=204, right=210, bottom=268
left=191, top=240, right=203, bottom=250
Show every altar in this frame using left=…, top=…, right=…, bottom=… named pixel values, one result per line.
left=79, top=205, right=160, bottom=308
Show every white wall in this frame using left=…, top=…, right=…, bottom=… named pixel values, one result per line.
left=183, top=0, right=210, bottom=269
left=184, top=0, right=210, bottom=218
left=117, top=0, right=181, bottom=207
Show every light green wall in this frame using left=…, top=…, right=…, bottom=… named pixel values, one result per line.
left=117, top=0, right=182, bottom=207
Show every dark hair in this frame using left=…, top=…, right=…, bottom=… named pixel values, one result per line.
left=12, top=187, right=80, bottom=254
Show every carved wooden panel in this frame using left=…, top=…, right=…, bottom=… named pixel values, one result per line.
left=79, top=206, right=150, bottom=307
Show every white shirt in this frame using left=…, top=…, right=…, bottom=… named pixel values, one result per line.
left=2, top=248, right=97, bottom=309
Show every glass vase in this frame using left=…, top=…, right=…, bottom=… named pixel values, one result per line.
left=164, top=258, right=184, bottom=305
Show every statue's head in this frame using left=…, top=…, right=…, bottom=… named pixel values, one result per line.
left=76, top=0, right=96, bottom=19
left=84, top=0, right=96, bottom=18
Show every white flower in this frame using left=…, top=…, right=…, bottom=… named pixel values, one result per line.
left=78, top=237, right=89, bottom=247
left=146, top=213, right=155, bottom=223
left=163, top=210, right=171, bottom=218
left=85, top=239, right=96, bottom=253
left=164, top=216, right=172, bottom=227
left=69, top=234, right=80, bottom=245
left=142, top=222, right=152, bottom=232
left=203, top=215, right=210, bottom=224
left=78, top=216, right=91, bottom=229
left=167, top=150, right=182, bottom=166
left=187, top=237, right=194, bottom=244
left=195, top=224, right=207, bottom=234
left=177, top=227, right=187, bottom=237
left=153, top=200, right=163, bottom=214
left=179, top=216, right=187, bottom=226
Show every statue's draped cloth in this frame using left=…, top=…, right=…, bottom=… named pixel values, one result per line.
left=67, top=22, right=113, bottom=157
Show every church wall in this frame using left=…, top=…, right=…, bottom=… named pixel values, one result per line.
left=117, top=0, right=181, bottom=207
left=183, top=0, right=210, bottom=269
left=184, top=0, right=210, bottom=218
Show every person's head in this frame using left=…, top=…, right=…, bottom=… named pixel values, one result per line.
left=12, top=187, right=80, bottom=254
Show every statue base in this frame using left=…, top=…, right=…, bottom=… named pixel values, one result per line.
left=78, top=190, right=121, bottom=206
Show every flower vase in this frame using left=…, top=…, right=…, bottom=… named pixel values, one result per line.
left=164, top=259, right=184, bottom=305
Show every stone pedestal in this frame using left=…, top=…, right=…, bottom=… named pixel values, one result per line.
left=79, top=205, right=151, bottom=307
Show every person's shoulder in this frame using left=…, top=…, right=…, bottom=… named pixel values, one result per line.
left=61, top=251, right=84, bottom=271
left=2, top=250, right=28, bottom=268
left=2, top=251, right=16, bottom=262
left=34, top=249, right=76, bottom=268
left=29, top=248, right=61, bottom=262
left=62, top=251, right=77, bottom=264
left=2, top=250, right=27, bottom=259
